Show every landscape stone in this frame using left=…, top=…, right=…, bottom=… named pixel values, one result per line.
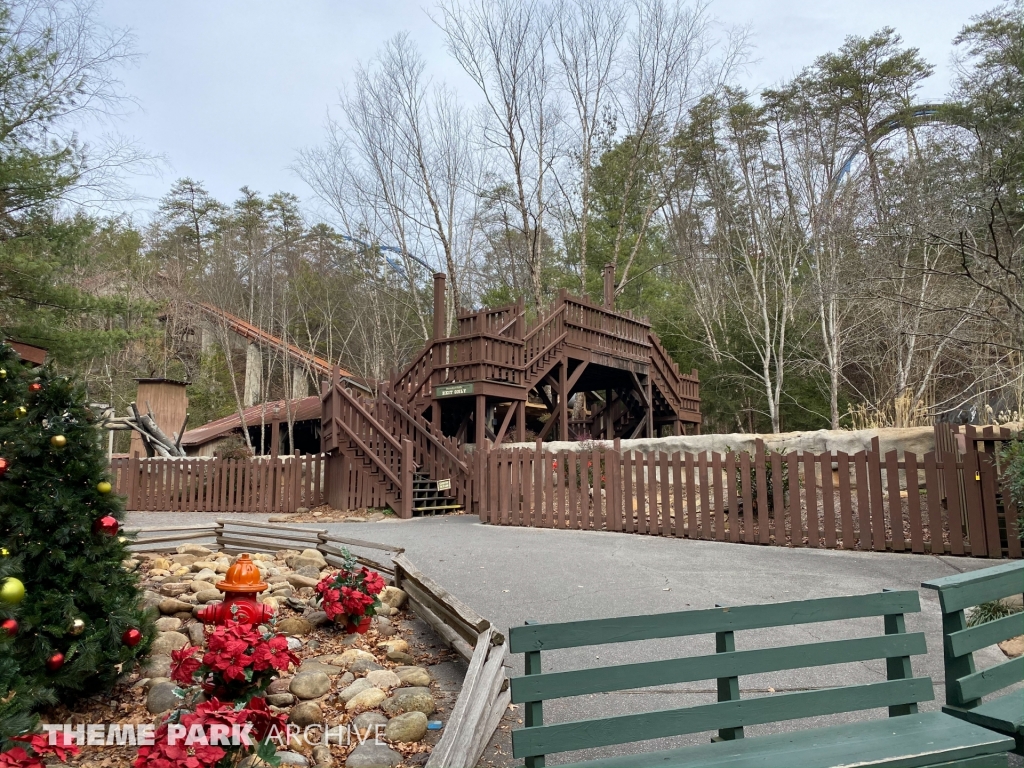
left=286, top=574, right=319, bottom=589
left=366, top=511, right=385, bottom=521
left=999, top=635, right=1024, bottom=658
left=150, top=557, right=172, bottom=571
left=384, top=711, right=427, bottom=743
left=142, top=655, right=171, bottom=678
left=194, top=568, right=219, bottom=582
left=189, top=580, right=219, bottom=593
left=169, top=554, right=198, bottom=566
left=286, top=549, right=327, bottom=570
left=267, top=693, right=296, bottom=707
left=261, top=596, right=279, bottom=610
left=345, top=744, right=402, bottom=768
left=311, top=744, right=332, bottom=766
left=157, top=598, right=193, bottom=615
left=176, top=544, right=213, bottom=556
left=158, top=583, right=191, bottom=597
left=307, top=610, right=330, bottom=627
left=381, top=687, right=435, bottom=716
left=195, top=589, right=223, bottom=604
left=335, top=649, right=376, bottom=669
left=338, top=672, right=355, bottom=687
left=377, top=638, right=408, bottom=654
left=289, top=701, right=323, bottom=727
left=345, top=687, right=386, bottom=712
left=153, top=617, right=182, bottom=632
left=338, top=678, right=373, bottom=703
left=187, top=623, right=207, bottom=645
left=349, top=658, right=383, bottom=676
left=277, top=617, right=313, bottom=636
left=351, top=711, right=388, bottom=733
left=386, top=651, right=415, bottom=665
left=295, top=565, right=321, bottom=579
left=298, top=661, right=343, bottom=676
left=146, top=681, right=181, bottom=714
left=379, top=587, right=407, bottom=609
left=267, top=677, right=293, bottom=694
left=365, top=669, right=401, bottom=690
left=150, top=631, right=190, bottom=655
left=290, top=671, right=331, bottom=700
left=276, top=752, right=310, bottom=767
left=343, top=516, right=367, bottom=523
left=394, top=666, right=431, bottom=687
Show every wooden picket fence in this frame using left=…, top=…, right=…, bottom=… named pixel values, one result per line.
left=109, top=453, right=326, bottom=513
left=479, top=429, right=1021, bottom=559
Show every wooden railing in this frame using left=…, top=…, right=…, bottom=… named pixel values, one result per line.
left=479, top=437, right=1021, bottom=559
left=110, top=453, right=326, bottom=513
left=457, top=300, right=523, bottom=338
left=648, top=333, right=700, bottom=417
left=563, top=293, right=651, bottom=361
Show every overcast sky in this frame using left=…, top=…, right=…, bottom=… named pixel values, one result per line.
left=90, top=0, right=993, bottom=214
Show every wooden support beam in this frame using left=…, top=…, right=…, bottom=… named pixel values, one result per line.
left=565, top=361, right=589, bottom=394
left=494, top=403, right=517, bottom=447
left=558, top=362, right=569, bottom=441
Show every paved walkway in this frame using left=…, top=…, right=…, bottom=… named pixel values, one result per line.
left=127, top=512, right=1017, bottom=764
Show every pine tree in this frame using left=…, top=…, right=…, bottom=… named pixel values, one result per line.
left=0, top=342, right=152, bottom=718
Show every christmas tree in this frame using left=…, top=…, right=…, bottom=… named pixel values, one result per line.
left=0, top=342, right=152, bottom=732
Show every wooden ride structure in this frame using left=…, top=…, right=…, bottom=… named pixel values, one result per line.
left=320, top=266, right=701, bottom=517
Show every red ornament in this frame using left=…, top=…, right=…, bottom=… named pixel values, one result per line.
left=121, top=628, right=142, bottom=647
left=46, top=652, right=65, bottom=672
left=0, top=457, right=7, bottom=477
left=92, top=515, right=119, bottom=536
left=1, top=618, right=17, bottom=637
left=28, top=382, right=41, bottom=393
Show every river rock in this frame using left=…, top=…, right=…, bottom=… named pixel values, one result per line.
left=365, top=669, right=401, bottom=690
left=345, top=687, right=386, bottom=712
left=290, top=671, right=331, bottom=700
left=381, top=687, right=435, bottom=716
left=158, top=598, right=193, bottom=615
left=276, top=752, right=310, bottom=766
left=169, top=553, right=198, bottom=566
left=267, top=693, right=296, bottom=707
left=278, top=617, right=313, bottom=636
left=349, top=658, right=383, bottom=676
left=289, top=701, right=323, bottom=727
left=286, top=574, right=319, bottom=589
left=379, top=587, right=407, bottom=609
left=384, top=711, right=427, bottom=743
left=352, top=711, right=388, bottom=734
left=142, top=655, right=171, bottom=678
left=158, top=582, right=192, bottom=597
left=999, top=635, right=1024, bottom=658
left=187, top=623, right=206, bottom=645
left=268, top=677, right=293, bottom=694
left=386, top=651, right=415, bottom=665
left=286, top=549, right=328, bottom=570
left=338, top=678, right=373, bottom=703
left=345, top=744, right=402, bottom=768
left=298, top=661, right=343, bottom=676
left=195, top=589, right=223, bottom=604
left=261, top=596, right=279, bottom=610
left=335, top=649, right=376, bottom=669
left=194, top=568, right=219, bottom=582
left=295, top=565, right=321, bottom=580
left=307, top=610, right=330, bottom=628
left=151, top=557, right=173, bottom=571
left=150, top=631, right=190, bottom=655
left=153, top=617, right=182, bottom=632
left=394, top=666, right=431, bottom=687
left=146, top=681, right=181, bottom=714
left=311, top=744, right=332, bottom=766
left=177, top=544, right=213, bottom=556
left=377, top=638, right=408, bottom=654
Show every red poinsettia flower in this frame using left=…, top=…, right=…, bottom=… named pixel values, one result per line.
left=242, top=697, right=289, bottom=742
left=170, top=645, right=203, bottom=686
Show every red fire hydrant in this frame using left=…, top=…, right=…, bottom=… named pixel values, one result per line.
left=197, top=553, right=276, bottom=625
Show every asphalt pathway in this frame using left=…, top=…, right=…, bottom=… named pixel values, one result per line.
left=127, top=512, right=1019, bottom=764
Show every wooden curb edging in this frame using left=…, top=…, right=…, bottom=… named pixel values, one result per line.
left=125, top=519, right=508, bottom=767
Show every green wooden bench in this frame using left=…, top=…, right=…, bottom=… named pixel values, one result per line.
left=922, top=561, right=1024, bottom=755
left=509, top=591, right=1015, bottom=767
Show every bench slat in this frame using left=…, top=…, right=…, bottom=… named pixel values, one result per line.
left=944, top=693, right=1024, bottom=736
left=922, top=562, right=1024, bottom=613
left=554, top=711, right=1013, bottom=768
left=509, top=591, right=920, bottom=652
left=955, top=656, right=1024, bottom=703
left=511, top=678, right=934, bottom=758
left=510, top=633, right=927, bottom=703
left=947, top=613, right=1024, bottom=658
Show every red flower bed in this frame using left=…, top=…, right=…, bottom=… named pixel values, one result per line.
left=170, top=621, right=298, bottom=701
left=0, top=733, right=77, bottom=768
left=315, top=555, right=385, bottom=633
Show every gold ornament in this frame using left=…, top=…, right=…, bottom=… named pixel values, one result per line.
left=68, top=618, right=86, bottom=636
left=0, top=368, right=6, bottom=379
left=117, top=536, right=127, bottom=544
left=50, top=434, right=67, bottom=449
left=0, top=577, right=25, bottom=604
left=97, top=480, right=112, bottom=494
left=0, top=547, right=8, bottom=556
left=14, top=406, right=26, bottom=418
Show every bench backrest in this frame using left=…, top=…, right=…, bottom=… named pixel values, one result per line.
left=508, top=590, right=933, bottom=764
left=922, top=561, right=1024, bottom=709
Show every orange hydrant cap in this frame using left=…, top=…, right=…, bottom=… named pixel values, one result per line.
left=217, top=553, right=269, bottom=594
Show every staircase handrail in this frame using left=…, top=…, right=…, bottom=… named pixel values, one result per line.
left=380, top=392, right=470, bottom=477
left=322, top=382, right=403, bottom=488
